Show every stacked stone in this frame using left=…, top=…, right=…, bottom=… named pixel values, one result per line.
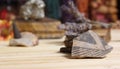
left=60, top=0, right=113, bottom=58
left=60, top=0, right=92, bottom=53
left=59, top=23, right=91, bottom=53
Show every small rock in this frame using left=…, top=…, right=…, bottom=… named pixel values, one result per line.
left=9, top=32, right=39, bottom=47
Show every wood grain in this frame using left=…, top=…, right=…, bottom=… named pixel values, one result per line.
left=0, top=30, right=120, bottom=69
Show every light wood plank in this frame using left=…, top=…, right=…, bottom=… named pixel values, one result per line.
left=0, top=30, right=120, bottom=69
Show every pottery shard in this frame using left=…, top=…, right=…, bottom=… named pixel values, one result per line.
left=71, top=30, right=113, bottom=58
left=9, top=32, right=39, bottom=47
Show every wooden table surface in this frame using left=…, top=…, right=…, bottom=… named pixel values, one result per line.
left=0, top=30, right=120, bottom=69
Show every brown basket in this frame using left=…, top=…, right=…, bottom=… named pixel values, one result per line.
left=15, top=18, right=64, bottom=39
left=92, top=23, right=111, bottom=42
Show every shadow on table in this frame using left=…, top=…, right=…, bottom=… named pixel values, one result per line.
left=59, top=53, right=105, bottom=59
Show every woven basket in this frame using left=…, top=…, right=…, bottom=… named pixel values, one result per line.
left=92, top=23, right=111, bottom=42
left=15, top=18, right=64, bottom=39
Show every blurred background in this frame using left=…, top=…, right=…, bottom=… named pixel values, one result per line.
left=0, top=0, right=120, bottom=41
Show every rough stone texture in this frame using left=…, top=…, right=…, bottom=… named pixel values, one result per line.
left=20, top=0, right=45, bottom=20
left=60, top=0, right=113, bottom=58
left=64, top=35, right=77, bottom=48
left=72, top=30, right=113, bottom=58
left=9, top=32, right=38, bottom=47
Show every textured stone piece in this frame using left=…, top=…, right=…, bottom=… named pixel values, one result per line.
left=64, top=35, right=77, bottom=48
left=59, top=22, right=92, bottom=36
left=71, top=30, right=113, bottom=58
left=61, top=0, right=91, bottom=23
left=59, top=22, right=92, bottom=48
left=20, top=0, right=45, bottom=20
left=9, top=32, right=38, bottom=47
left=60, top=0, right=113, bottom=58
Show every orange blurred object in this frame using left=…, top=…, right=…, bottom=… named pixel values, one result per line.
left=0, top=20, right=13, bottom=41
left=75, top=0, right=89, bottom=17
